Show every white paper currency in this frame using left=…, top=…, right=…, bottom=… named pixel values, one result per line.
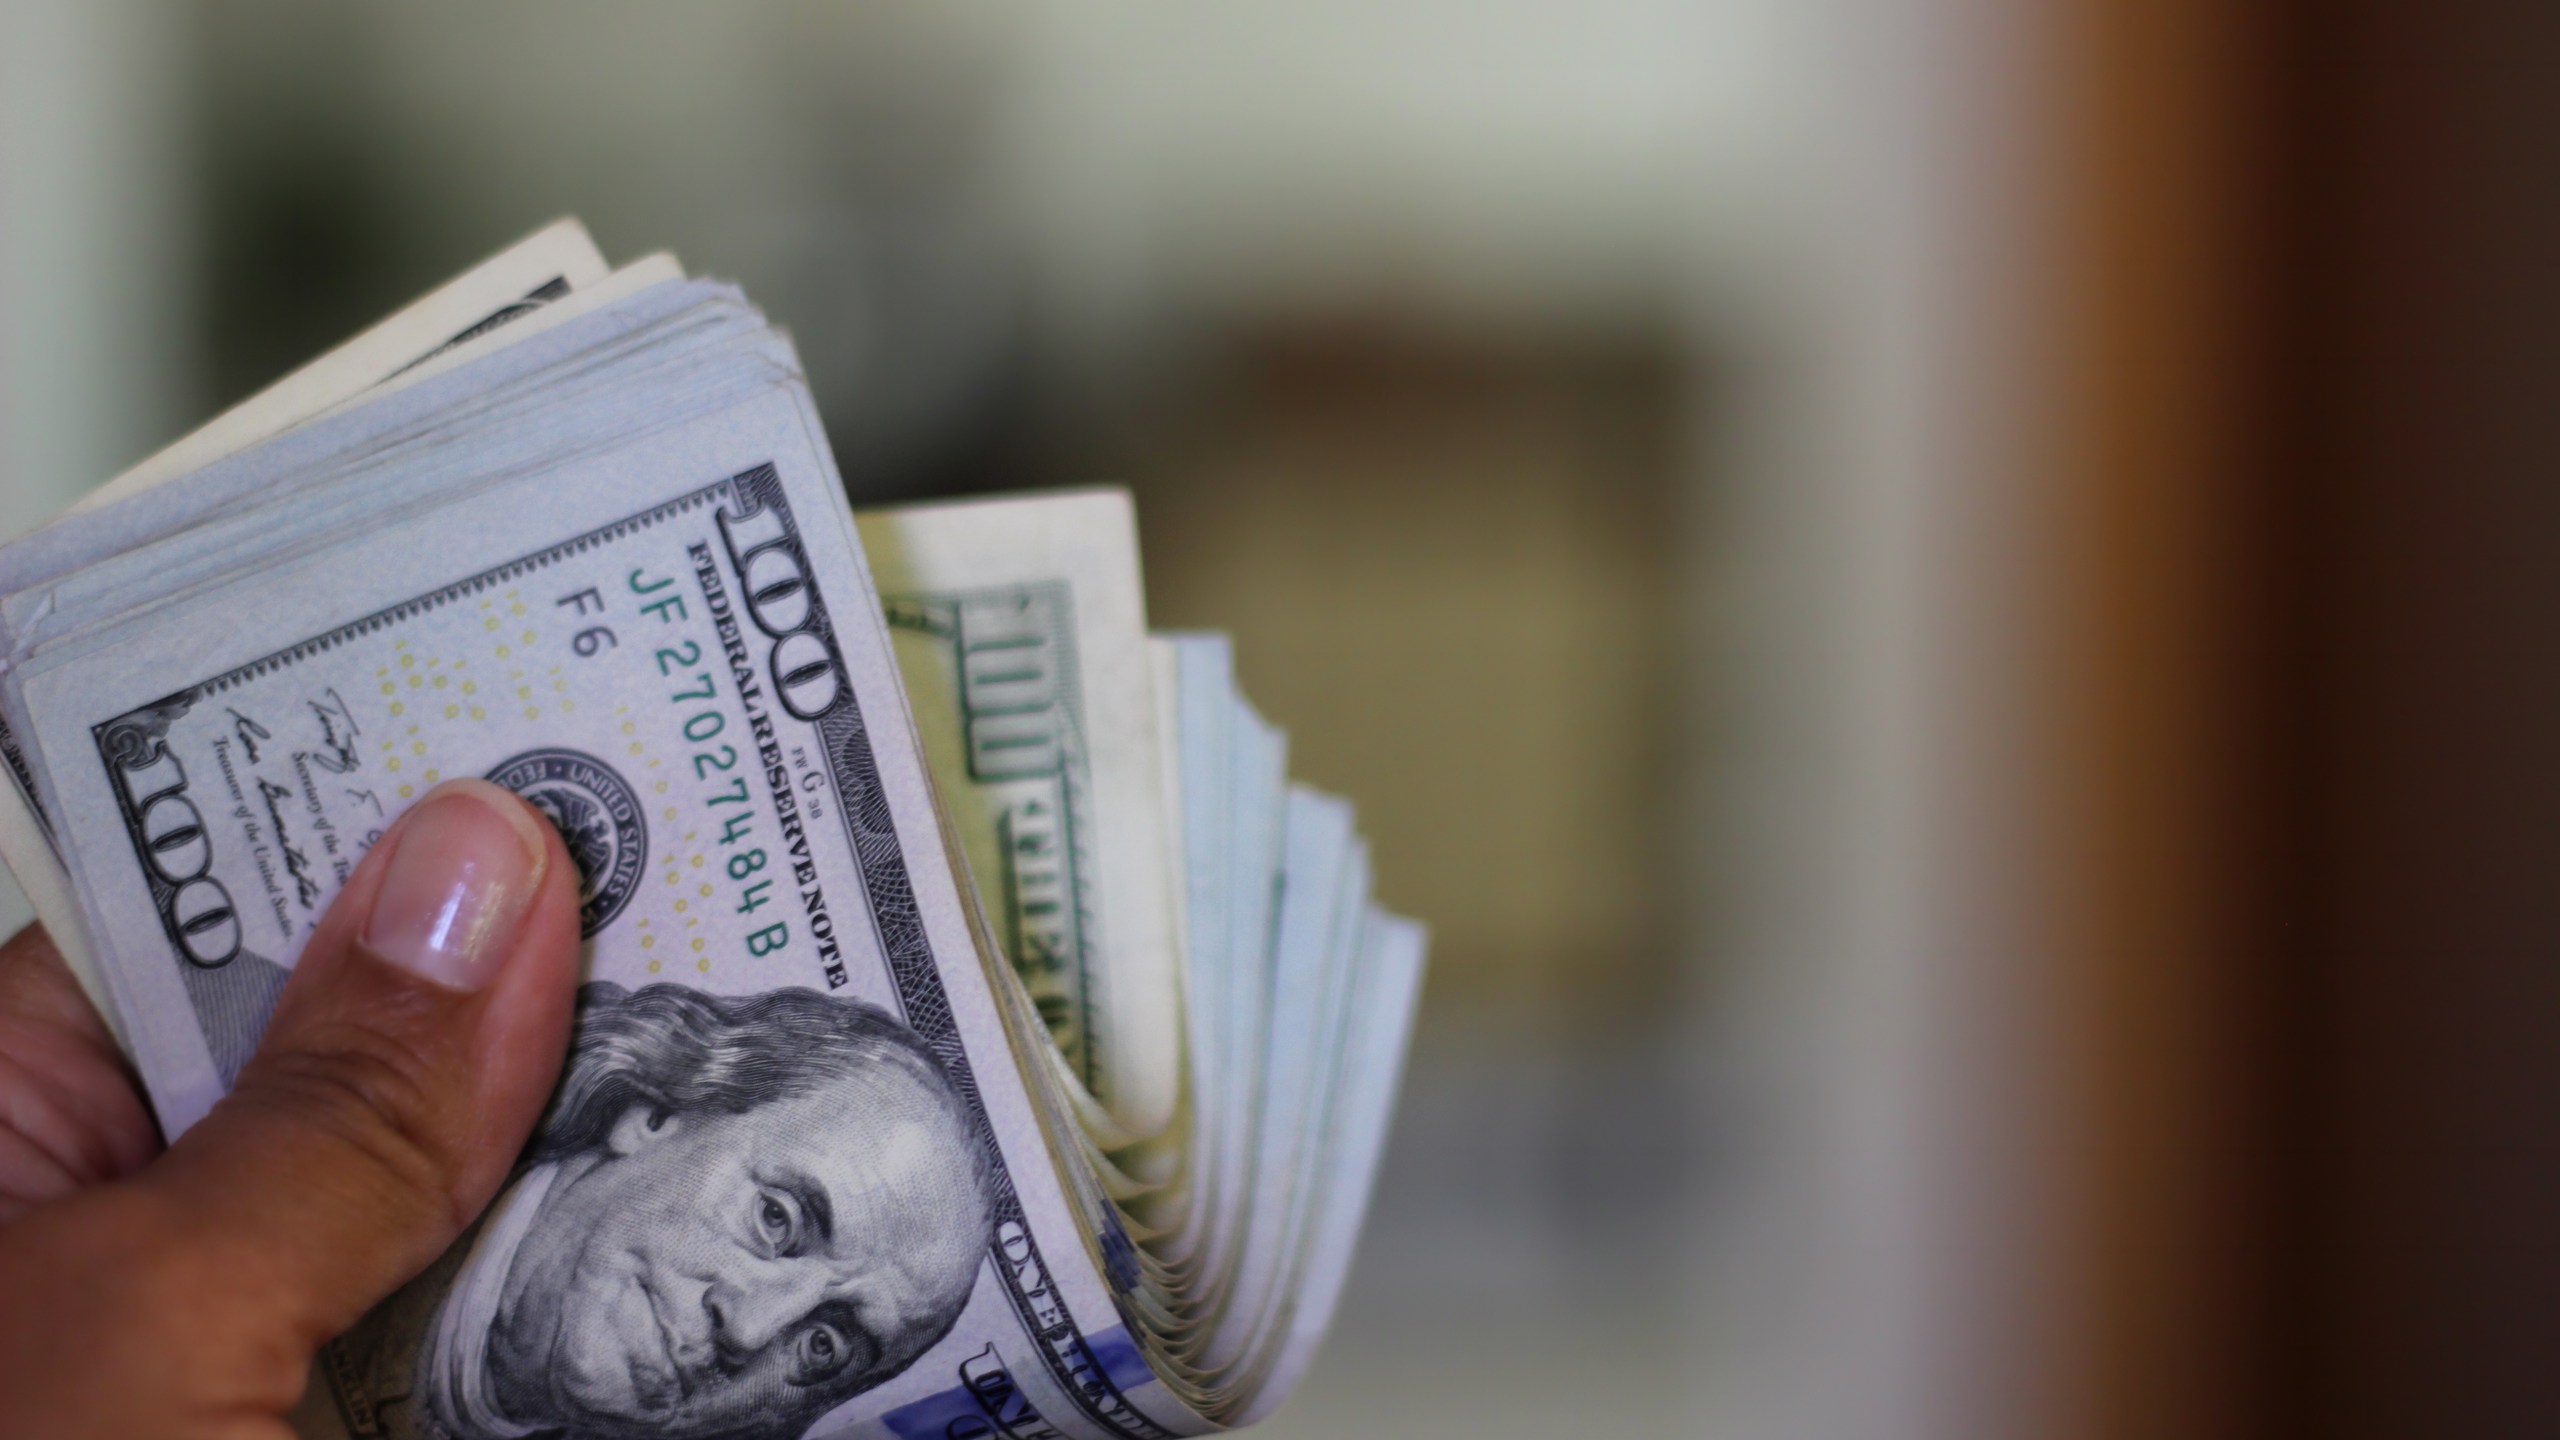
left=0, top=219, right=617, bottom=1041
left=10, top=304, right=1207, bottom=1440
left=0, top=224, right=1427, bottom=1439
left=858, top=491, right=1186, bottom=1142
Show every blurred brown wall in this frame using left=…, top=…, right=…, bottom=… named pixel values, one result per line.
left=2270, top=3, right=2560, bottom=1436
left=2053, top=0, right=2559, bottom=1435
left=2050, top=0, right=2273, bottom=1431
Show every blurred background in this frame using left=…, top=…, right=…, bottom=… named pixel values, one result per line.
left=1, top=3, right=2550, bottom=1437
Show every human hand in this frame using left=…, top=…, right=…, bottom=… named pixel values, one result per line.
left=0, top=779, right=584, bottom=1439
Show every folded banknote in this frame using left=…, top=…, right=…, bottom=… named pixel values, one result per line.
left=0, top=219, right=1423, bottom=1440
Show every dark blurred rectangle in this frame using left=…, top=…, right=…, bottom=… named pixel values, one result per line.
left=2265, top=2, right=2560, bottom=1434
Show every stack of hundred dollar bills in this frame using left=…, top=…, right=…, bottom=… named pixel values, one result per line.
left=0, top=219, right=1423, bottom=1440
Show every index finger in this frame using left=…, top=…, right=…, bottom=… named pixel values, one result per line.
left=0, top=924, right=161, bottom=1216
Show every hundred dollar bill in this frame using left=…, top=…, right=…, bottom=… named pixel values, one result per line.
left=857, top=492, right=1185, bottom=1143
left=15, top=324, right=1210, bottom=1440
left=0, top=218, right=613, bottom=1039
left=0, top=223, right=1431, bottom=1436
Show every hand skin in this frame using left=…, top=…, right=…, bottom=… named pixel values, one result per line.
left=0, top=779, right=584, bottom=1439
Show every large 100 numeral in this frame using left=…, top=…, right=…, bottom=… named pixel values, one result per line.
left=114, top=738, right=241, bottom=968
left=717, top=484, right=844, bottom=721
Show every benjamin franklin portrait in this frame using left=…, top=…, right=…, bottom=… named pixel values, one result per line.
left=328, top=983, right=997, bottom=1440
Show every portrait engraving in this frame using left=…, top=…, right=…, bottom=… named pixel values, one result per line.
left=329, top=982, right=996, bottom=1440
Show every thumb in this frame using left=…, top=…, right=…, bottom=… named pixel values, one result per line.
left=137, top=777, right=584, bottom=1350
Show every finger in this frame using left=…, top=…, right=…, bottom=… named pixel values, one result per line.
left=135, top=778, right=584, bottom=1350
left=0, top=925, right=158, bottom=1218
left=0, top=921, right=115, bottom=1040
